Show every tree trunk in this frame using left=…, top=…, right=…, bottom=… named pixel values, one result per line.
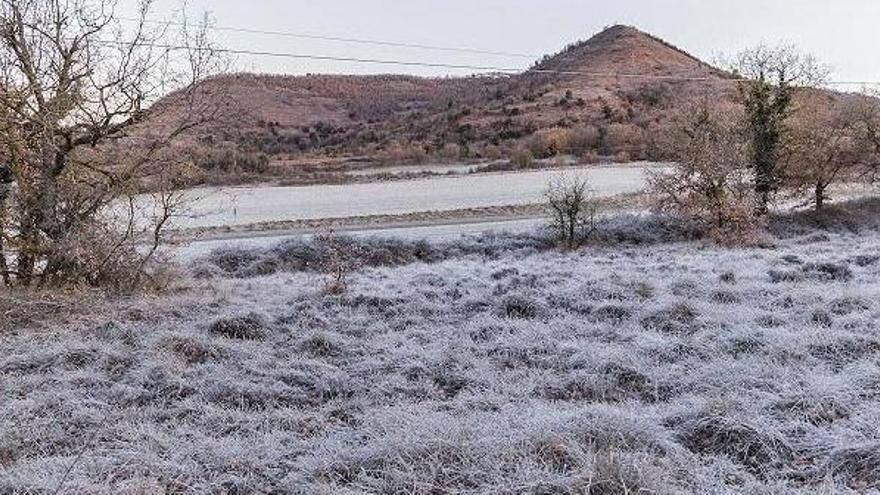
left=0, top=238, right=8, bottom=287
left=16, top=213, right=41, bottom=286
left=17, top=253, right=35, bottom=286
left=815, top=183, right=826, bottom=212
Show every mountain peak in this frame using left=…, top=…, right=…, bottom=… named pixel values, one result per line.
left=595, top=24, right=646, bottom=38
left=528, top=25, right=718, bottom=80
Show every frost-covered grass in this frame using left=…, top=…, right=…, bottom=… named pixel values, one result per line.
left=3, top=201, right=880, bottom=493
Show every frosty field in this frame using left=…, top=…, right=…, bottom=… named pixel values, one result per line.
left=3, top=201, right=880, bottom=493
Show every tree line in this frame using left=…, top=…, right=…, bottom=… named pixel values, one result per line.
left=650, top=46, right=880, bottom=240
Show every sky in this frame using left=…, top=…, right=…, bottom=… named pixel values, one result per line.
left=119, top=0, right=880, bottom=87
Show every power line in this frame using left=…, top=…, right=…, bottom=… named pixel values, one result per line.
left=94, top=39, right=880, bottom=87
left=117, top=16, right=541, bottom=59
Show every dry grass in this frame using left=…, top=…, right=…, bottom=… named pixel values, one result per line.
left=3, top=201, right=880, bottom=493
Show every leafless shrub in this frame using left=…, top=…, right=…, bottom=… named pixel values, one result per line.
left=299, top=332, right=345, bottom=358
left=0, top=0, right=226, bottom=290
left=856, top=90, right=880, bottom=181
left=768, top=269, right=805, bottom=284
left=649, top=101, right=760, bottom=242
left=315, top=230, right=365, bottom=295
left=774, top=395, right=850, bottom=426
left=545, top=174, right=600, bottom=249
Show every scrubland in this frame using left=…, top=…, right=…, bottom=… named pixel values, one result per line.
left=3, top=201, right=880, bottom=493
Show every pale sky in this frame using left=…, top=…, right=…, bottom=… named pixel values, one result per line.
left=120, top=0, right=880, bottom=86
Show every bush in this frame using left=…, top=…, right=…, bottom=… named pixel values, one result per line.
left=161, top=335, right=220, bottom=364
left=641, top=304, right=701, bottom=335
left=498, top=294, right=544, bottom=319
left=822, top=443, right=880, bottom=489
left=194, top=148, right=270, bottom=174
left=208, top=313, right=267, bottom=340
left=649, top=102, right=759, bottom=243
left=677, top=413, right=792, bottom=472
left=509, top=147, right=535, bottom=168
left=545, top=174, right=600, bottom=249
left=802, top=262, right=853, bottom=282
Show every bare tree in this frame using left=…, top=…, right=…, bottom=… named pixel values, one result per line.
left=545, top=174, right=599, bottom=249
left=649, top=101, right=757, bottom=240
left=0, top=0, right=225, bottom=288
left=730, top=45, right=829, bottom=214
left=856, top=89, right=880, bottom=182
left=783, top=94, right=864, bottom=211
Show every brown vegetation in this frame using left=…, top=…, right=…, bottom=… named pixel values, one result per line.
left=0, top=0, right=223, bottom=289
left=145, top=25, right=740, bottom=186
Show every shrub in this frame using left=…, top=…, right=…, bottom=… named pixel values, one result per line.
left=768, top=269, right=805, bottom=284
left=649, top=101, right=760, bottom=243
left=315, top=231, right=366, bottom=294
left=161, top=335, right=220, bottom=364
left=498, top=294, right=543, bottom=319
left=677, top=413, right=792, bottom=472
left=208, top=313, right=267, bottom=340
left=510, top=147, right=535, bottom=168
left=545, top=174, right=601, bottom=249
left=641, top=304, right=701, bottom=335
left=592, top=305, right=633, bottom=323
left=802, top=262, right=853, bottom=282
left=822, top=443, right=880, bottom=489
left=710, top=290, right=741, bottom=304
left=829, top=297, right=870, bottom=316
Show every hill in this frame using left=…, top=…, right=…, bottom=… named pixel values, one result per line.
left=151, top=25, right=738, bottom=183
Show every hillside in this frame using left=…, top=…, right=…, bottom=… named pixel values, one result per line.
left=151, top=25, right=737, bottom=183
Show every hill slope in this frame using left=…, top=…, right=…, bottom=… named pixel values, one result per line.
left=152, top=25, right=737, bottom=182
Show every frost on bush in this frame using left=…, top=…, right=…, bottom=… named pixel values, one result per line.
left=809, top=336, right=880, bottom=367
left=160, top=334, right=220, bottom=364
left=641, top=303, right=701, bottom=335
left=208, top=312, right=267, bottom=340
left=829, top=297, right=870, bottom=316
left=710, top=290, right=741, bottom=304
left=592, top=305, right=633, bottom=323
left=802, top=262, right=853, bottom=282
left=774, top=394, right=850, bottom=426
left=853, top=254, right=880, bottom=267
left=768, top=269, right=805, bottom=284
left=677, top=413, right=793, bottom=473
left=822, top=443, right=880, bottom=489
left=298, top=332, right=345, bottom=358
left=498, top=294, right=545, bottom=319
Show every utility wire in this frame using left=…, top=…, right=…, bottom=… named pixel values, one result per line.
left=94, top=39, right=880, bottom=87
left=117, top=16, right=541, bottom=59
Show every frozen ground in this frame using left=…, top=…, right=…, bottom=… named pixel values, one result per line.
left=3, top=201, right=880, bottom=493
left=172, top=217, right=543, bottom=262
left=165, top=164, right=659, bottom=230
